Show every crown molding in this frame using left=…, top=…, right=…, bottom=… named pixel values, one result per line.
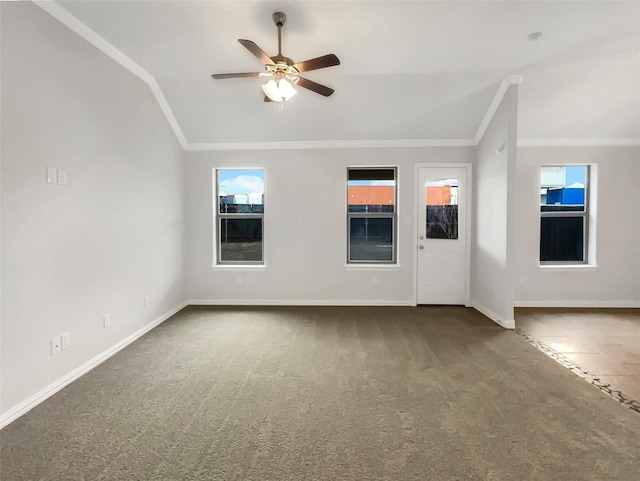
left=186, top=138, right=476, bottom=151
left=518, top=138, right=640, bottom=147
left=34, top=0, right=189, bottom=150
left=31, top=3, right=635, bottom=152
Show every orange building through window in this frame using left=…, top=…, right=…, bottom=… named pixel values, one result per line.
left=348, top=186, right=395, bottom=206
left=426, top=186, right=451, bottom=206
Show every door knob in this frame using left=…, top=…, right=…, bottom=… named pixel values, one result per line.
left=419, top=245, right=424, bottom=249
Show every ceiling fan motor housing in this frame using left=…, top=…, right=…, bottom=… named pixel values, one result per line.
left=272, top=12, right=286, bottom=27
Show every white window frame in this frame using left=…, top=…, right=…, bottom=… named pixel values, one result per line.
left=214, top=168, right=265, bottom=267
left=539, top=165, right=590, bottom=265
left=346, top=167, right=398, bottom=265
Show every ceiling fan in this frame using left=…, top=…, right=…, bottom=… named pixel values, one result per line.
left=211, top=12, right=340, bottom=103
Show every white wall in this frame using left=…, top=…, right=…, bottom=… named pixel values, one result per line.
left=470, top=85, right=518, bottom=327
left=514, top=146, right=640, bottom=307
left=185, top=147, right=474, bottom=304
left=1, top=3, right=185, bottom=422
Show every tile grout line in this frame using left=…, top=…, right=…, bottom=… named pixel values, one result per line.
left=517, top=330, right=640, bottom=415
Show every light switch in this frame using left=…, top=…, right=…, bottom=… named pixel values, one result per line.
left=51, top=336, right=61, bottom=355
left=57, top=169, right=67, bottom=185
left=61, top=332, right=71, bottom=349
left=47, top=168, right=57, bottom=184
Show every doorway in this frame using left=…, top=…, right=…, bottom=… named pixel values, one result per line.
left=416, top=166, right=470, bottom=305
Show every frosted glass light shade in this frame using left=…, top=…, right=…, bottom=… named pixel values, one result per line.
left=261, top=78, right=297, bottom=102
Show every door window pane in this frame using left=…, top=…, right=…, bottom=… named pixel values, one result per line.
left=426, top=178, right=458, bottom=239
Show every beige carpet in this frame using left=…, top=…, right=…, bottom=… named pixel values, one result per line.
left=1, top=306, right=639, bottom=480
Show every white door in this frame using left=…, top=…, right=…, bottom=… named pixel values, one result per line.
left=417, top=167, right=468, bottom=305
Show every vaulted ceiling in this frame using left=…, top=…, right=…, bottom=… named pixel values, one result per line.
left=38, top=1, right=640, bottom=147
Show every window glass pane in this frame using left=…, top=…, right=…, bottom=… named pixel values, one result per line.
left=540, top=216, right=584, bottom=262
left=219, top=218, right=263, bottom=262
left=348, top=169, right=395, bottom=213
left=425, top=178, right=458, bottom=239
left=218, top=169, right=264, bottom=214
left=540, top=166, right=585, bottom=212
left=349, top=218, right=393, bottom=261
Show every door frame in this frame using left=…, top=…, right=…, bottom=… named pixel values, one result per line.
left=413, top=163, right=473, bottom=306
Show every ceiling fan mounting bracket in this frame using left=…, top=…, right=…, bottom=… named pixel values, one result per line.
left=272, top=12, right=286, bottom=27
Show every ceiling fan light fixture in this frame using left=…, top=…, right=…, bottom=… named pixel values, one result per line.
left=261, top=77, right=297, bottom=102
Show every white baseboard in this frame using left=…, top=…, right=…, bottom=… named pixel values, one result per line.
left=0, top=301, right=188, bottom=430
left=469, top=301, right=515, bottom=329
left=514, top=300, right=640, bottom=308
left=187, top=299, right=416, bottom=307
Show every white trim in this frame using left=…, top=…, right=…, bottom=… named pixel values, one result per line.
left=211, top=265, right=266, bottom=271
left=187, top=139, right=475, bottom=151
left=469, top=301, right=516, bottom=329
left=518, top=138, right=640, bottom=147
left=33, top=1, right=188, bottom=150
left=538, top=265, right=598, bottom=272
left=413, top=163, right=473, bottom=307
left=187, top=299, right=415, bottom=307
left=514, top=300, right=640, bottom=308
left=473, top=75, right=523, bottom=144
left=0, top=301, right=187, bottom=430
left=344, top=264, right=402, bottom=271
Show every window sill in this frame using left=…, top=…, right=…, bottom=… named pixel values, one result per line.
left=538, top=264, right=598, bottom=272
left=211, top=265, right=266, bottom=272
left=344, top=264, right=402, bottom=271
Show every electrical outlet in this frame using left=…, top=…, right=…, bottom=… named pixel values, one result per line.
left=144, top=295, right=150, bottom=308
left=372, top=276, right=379, bottom=286
left=103, top=314, right=111, bottom=329
left=61, top=332, right=71, bottom=350
left=51, top=336, right=62, bottom=355
left=57, top=169, right=67, bottom=185
left=236, top=277, right=242, bottom=286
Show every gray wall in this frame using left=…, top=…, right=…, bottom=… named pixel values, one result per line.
left=1, top=3, right=185, bottom=419
left=514, top=146, right=640, bottom=306
left=184, top=147, right=475, bottom=304
left=470, top=85, right=518, bottom=326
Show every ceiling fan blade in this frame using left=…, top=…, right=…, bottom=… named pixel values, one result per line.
left=297, top=77, right=335, bottom=97
left=293, top=54, right=340, bottom=73
left=211, top=72, right=261, bottom=79
left=238, top=39, right=275, bottom=65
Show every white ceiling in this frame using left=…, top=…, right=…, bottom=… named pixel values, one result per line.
left=44, top=1, right=640, bottom=147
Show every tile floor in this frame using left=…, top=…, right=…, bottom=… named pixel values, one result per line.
left=515, top=308, right=640, bottom=402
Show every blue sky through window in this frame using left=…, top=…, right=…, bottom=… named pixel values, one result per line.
left=565, top=166, right=585, bottom=187
left=218, top=169, right=264, bottom=196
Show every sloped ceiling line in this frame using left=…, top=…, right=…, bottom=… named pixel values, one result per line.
left=32, top=1, right=639, bottom=151
left=34, top=0, right=189, bottom=149
left=474, top=75, right=523, bottom=144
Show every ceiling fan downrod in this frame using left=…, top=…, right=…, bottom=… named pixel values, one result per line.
left=273, top=12, right=286, bottom=58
